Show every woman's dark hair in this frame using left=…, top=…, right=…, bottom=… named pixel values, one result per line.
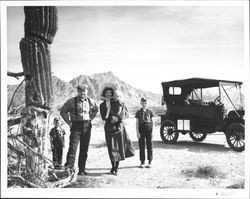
left=102, top=87, right=114, bottom=97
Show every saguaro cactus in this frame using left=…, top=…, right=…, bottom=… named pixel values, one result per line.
left=20, top=6, right=57, bottom=108
left=24, top=6, right=58, bottom=44
left=20, top=37, right=53, bottom=108
left=19, top=6, right=57, bottom=185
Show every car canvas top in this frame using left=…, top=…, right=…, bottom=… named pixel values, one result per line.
left=162, top=78, right=242, bottom=89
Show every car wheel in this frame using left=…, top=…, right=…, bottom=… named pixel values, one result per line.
left=189, top=132, right=207, bottom=142
left=226, top=123, right=245, bottom=152
left=160, top=120, right=179, bottom=144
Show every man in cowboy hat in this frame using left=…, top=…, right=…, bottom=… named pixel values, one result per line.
left=60, top=83, right=98, bottom=175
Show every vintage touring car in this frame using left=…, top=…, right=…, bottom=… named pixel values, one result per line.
left=160, top=78, right=245, bottom=152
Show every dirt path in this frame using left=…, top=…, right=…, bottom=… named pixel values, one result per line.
left=62, top=117, right=244, bottom=189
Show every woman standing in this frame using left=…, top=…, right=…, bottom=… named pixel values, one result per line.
left=99, top=85, right=134, bottom=175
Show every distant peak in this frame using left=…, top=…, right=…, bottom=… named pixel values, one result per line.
left=91, top=71, right=114, bottom=76
left=102, top=71, right=115, bottom=76
left=73, top=74, right=88, bottom=80
left=107, top=71, right=113, bottom=74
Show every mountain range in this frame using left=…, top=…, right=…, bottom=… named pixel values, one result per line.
left=7, top=71, right=162, bottom=113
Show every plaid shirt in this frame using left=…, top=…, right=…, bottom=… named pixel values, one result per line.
left=60, top=96, right=98, bottom=125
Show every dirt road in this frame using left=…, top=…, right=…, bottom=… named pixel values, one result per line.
left=61, top=117, right=245, bottom=189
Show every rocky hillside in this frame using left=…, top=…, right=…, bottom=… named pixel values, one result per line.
left=69, top=71, right=161, bottom=107
left=7, top=71, right=162, bottom=113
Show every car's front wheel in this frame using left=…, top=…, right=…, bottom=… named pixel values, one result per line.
left=189, top=132, right=207, bottom=142
left=160, top=120, right=179, bottom=144
left=226, top=123, right=245, bottom=152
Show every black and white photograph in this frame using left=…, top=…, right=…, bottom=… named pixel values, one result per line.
left=1, top=0, right=249, bottom=198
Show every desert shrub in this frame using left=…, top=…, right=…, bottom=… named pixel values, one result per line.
left=195, top=165, right=220, bottom=178
left=95, top=141, right=107, bottom=148
left=226, top=180, right=245, bottom=189
left=182, top=165, right=225, bottom=179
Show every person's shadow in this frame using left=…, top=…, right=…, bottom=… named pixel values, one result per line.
left=119, top=166, right=139, bottom=170
left=86, top=172, right=108, bottom=177
left=85, top=165, right=139, bottom=176
left=85, top=168, right=109, bottom=176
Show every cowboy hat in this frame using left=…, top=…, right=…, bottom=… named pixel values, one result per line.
left=77, top=83, right=89, bottom=90
left=100, top=83, right=117, bottom=100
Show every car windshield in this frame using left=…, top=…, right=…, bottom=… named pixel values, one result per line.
left=187, top=84, right=244, bottom=110
left=220, top=84, right=244, bottom=111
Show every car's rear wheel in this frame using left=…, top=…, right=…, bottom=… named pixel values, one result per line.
left=226, top=123, right=245, bottom=152
left=160, top=120, right=179, bottom=144
left=189, top=132, right=207, bottom=142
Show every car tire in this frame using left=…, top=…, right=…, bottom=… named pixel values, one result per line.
left=189, top=132, right=207, bottom=142
left=226, top=123, right=245, bottom=152
left=160, top=120, right=179, bottom=144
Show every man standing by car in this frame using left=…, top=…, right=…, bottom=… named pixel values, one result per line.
left=60, top=84, right=98, bottom=175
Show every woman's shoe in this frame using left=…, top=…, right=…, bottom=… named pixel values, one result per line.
left=109, top=168, right=115, bottom=175
left=113, top=168, right=118, bottom=176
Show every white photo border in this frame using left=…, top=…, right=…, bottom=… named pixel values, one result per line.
left=1, top=0, right=249, bottom=198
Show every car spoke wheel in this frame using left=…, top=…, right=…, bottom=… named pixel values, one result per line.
left=160, top=120, right=179, bottom=144
left=226, top=123, right=245, bottom=152
left=189, top=132, right=207, bottom=142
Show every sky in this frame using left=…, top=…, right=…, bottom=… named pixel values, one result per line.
left=7, top=5, right=246, bottom=93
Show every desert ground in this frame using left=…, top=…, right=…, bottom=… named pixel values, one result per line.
left=55, top=116, right=245, bottom=189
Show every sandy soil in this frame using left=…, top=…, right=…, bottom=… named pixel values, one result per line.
left=58, top=117, right=245, bottom=189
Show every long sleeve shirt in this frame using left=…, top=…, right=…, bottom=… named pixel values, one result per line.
left=60, top=96, right=98, bottom=125
left=99, top=99, right=123, bottom=122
